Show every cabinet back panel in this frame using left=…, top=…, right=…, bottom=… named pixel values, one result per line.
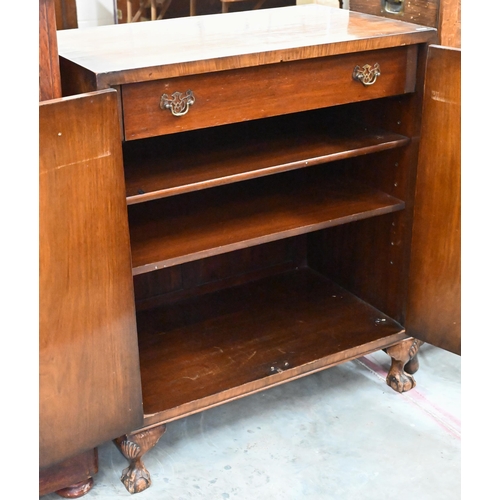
left=134, top=238, right=307, bottom=310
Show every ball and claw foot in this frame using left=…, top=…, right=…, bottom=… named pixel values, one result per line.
left=385, top=338, right=423, bottom=393
left=114, top=424, right=167, bottom=495
left=120, top=458, right=151, bottom=494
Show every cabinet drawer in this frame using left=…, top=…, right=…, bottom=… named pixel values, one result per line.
left=121, top=46, right=417, bottom=141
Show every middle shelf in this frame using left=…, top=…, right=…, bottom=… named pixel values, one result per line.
left=128, top=168, right=405, bottom=275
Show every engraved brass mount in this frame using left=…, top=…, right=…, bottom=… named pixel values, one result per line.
left=352, top=63, right=381, bottom=86
left=159, top=90, right=195, bottom=116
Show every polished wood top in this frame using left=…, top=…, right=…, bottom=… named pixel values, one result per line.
left=57, top=5, right=436, bottom=87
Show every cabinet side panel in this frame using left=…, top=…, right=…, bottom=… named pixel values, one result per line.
left=39, top=90, right=143, bottom=468
left=406, top=46, right=460, bottom=354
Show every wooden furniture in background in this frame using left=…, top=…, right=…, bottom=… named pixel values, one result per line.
left=54, top=0, right=78, bottom=29
left=438, top=0, right=461, bottom=47
left=39, top=0, right=61, bottom=101
left=348, top=0, right=460, bottom=47
left=56, top=5, right=460, bottom=494
left=123, top=0, right=197, bottom=21
left=349, top=0, right=441, bottom=28
left=221, top=0, right=266, bottom=13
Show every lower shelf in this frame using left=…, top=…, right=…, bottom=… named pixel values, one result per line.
left=137, top=267, right=407, bottom=428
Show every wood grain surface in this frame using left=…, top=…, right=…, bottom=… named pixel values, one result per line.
left=39, top=90, right=143, bottom=468
left=127, top=167, right=405, bottom=274
left=405, top=45, right=460, bottom=354
left=57, top=4, right=436, bottom=87
left=123, top=111, right=410, bottom=202
left=137, top=267, right=407, bottom=426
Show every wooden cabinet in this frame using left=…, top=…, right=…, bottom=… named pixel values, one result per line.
left=42, top=3, right=460, bottom=495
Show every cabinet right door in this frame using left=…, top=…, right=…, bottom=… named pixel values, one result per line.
left=405, top=45, right=461, bottom=355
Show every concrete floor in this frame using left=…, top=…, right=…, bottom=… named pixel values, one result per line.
left=41, top=344, right=460, bottom=499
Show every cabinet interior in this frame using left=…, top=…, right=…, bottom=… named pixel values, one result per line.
left=124, top=96, right=416, bottom=426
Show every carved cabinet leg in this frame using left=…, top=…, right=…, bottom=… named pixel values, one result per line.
left=56, top=478, right=94, bottom=498
left=385, top=338, right=423, bottom=393
left=114, top=424, right=167, bottom=495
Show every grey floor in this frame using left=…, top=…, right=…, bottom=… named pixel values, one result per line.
left=41, top=344, right=460, bottom=499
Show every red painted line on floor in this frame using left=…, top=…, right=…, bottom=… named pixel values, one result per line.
left=356, top=355, right=461, bottom=440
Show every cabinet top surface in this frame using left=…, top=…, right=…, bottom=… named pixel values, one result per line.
left=57, top=5, right=435, bottom=85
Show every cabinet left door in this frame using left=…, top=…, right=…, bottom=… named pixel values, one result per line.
left=39, top=89, right=143, bottom=469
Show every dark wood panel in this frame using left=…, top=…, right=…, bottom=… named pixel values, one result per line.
left=308, top=212, right=405, bottom=323
left=124, top=112, right=410, bottom=203
left=54, top=0, right=78, bottom=29
left=128, top=168, right=405, bottom=274
left=438, top=0, right=461, bottom=47
left=349, top=0, right=440, bottom=28
left=406, top=45, right=460, bottom=354
left=138, top=267, right=407, bottom=426
left=39, top=90, right=143, bottom=468
left=133, top=238, right=305, bottom=309
left=39, top=449, right=97, bottom=496
left=121, top=46, right=414, bottom=140
left=39, top=0, right=62, bottom=101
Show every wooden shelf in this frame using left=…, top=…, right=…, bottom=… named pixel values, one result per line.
left=124, top=116, right=410, bottom=204
left=138, top=267, right=407, bottom=427
left=128, top=169, right=405, bottom=275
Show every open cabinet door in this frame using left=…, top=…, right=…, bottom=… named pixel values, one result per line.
left=405, top=45, right=461, bottom=355
left=40, top=89, right=144, bottom=469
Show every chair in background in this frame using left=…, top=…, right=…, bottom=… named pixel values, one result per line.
left=220, top=0, right=267, bottom=13
left=127, top=0, right=197, bottom=21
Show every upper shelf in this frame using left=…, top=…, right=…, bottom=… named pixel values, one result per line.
left=57, top=5, right=436, bottom=87
left=124, top=115, right=410, bottom=204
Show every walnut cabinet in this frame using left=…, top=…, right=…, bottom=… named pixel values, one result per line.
left=40, top=4, right=460, bottom=496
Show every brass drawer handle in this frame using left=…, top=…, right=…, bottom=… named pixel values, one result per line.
left=159, top=90, right=195, bottom=116
left=353, top=63, right=381, bottom=86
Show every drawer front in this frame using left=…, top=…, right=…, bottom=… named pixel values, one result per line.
left=122, top=46, right=417, bottom=141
